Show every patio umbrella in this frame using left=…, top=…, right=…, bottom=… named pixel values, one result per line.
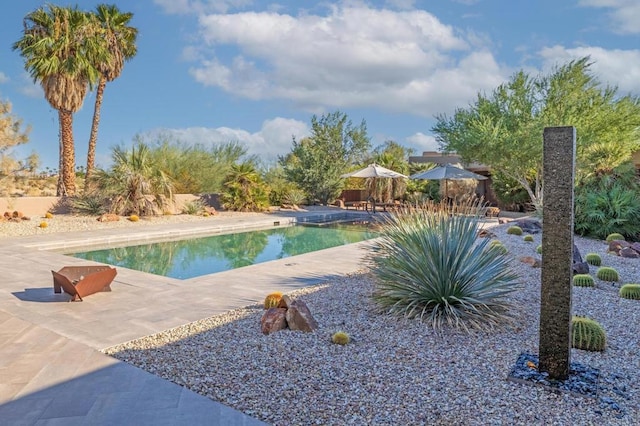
left=341, top=163, right=408, bottom=212
left=410, top=163, right=487, bottom=200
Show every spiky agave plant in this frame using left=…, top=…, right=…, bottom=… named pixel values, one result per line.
left=369, top=199, right=520, bottom=333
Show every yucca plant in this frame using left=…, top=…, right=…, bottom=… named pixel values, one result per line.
left=369, top=199, right=520, bottom=333
left=181, top=199, right=205, bottom=215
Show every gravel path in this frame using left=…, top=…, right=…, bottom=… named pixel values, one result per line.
left=99, top=219, right=639, bottom=425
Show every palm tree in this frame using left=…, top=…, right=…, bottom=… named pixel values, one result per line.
left=220, top=162, right=270, bottom=212
left=13, top=5, right=102, bottom=196
left=85, top=4, right=138, bottom=183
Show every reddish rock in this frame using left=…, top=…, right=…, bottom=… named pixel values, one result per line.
left=277, top=294, right=293, bottom=309
left=285, top=300, right=318, bottom=332
left=97, top=213, right=120, bottom=222
left=608, top=240, right=629, bottom=255
left=519, top=256, right=541, bottom=268
left=620, top=247, right=640, bottom=258
left=477, top=229, right=496, bottom=238
left=260, top=307, right=287, bottom=335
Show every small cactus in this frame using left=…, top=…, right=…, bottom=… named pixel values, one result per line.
left=619, top=284, right=640, bottom=300
left=605, top=233, right=625, bottom=242
left=263, top=291, right=283, bottom=309
left=38, top=221, right=48, bottom=228
left=331, top=331, right=350, bottom=345
left=44, top=212, right=54, bottom=219
left=536, top=245, right=542, bottom=255
left=128, top=215, right=139, bottom=222
left=489, top=240, right=508, bottom=254
left=596, top=267, right=619, bottom=282
left=572, top=316, right=606, bottom=352
left=573, top=274, right=595, bottom=288
left=585, top=253, right=602, bottom=266
left=523, top=235, right=534, bottom=242
left=507, top=226, right=523, bottom=236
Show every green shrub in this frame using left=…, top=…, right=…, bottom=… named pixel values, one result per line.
left=507, top=226, right=523, bottom=236
left=619, top=284, right=640, bottom=300
left=573, top=274, right=595, bottom=288
left=331, top=331, right=350, bottom=345
left=585, top=253, right=602, bottom=266
left=282, top=188, right=307, bottom=207
left=523, top=235, right=534, bottom=242
left=605, top=233, right=625, bottom=242
left=571, top=316, right=606, bottom=352
left=596, top=267, right=619, bottom=282
left=181, top=199, right=205, bottom=215
left=220, top=162, right=270, bottom=212
left=370, top=201, right=519, bottom=333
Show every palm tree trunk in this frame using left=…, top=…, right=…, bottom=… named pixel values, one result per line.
left=59, top=109, right=76, bottom=196
left=86, top=76, right=106, bottom=185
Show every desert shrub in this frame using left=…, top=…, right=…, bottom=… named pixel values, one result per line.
left=282, top=188, right=307, bottom=207
left=585, top=253, right=602, bottom=266
left=220, top=162, right=270, bottom=212
left=619, top=284, right=640, bottom=300
left=331, top=331, right=351, bottom=345
left=506, top=226, right=523, bottom=236
left=605, top=233, right=625, bottom=242
left=571, top=316, right=606, bottom=352
left=573, top=274, right=595, bottom=287
left=596, top=267, right=619, bottom=282
left=181, top=199, right=205, bottom=215
left=370, top=199, right=519, bottom=333
left=71, top=194, right=107, bottom=216
left=523, top=235, right=534, bottom=242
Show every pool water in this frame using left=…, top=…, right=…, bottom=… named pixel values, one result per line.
left=67, top=223, right=378, bottom=279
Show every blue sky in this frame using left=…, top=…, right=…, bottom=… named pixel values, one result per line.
left=1, top=0, right=639, bottom=169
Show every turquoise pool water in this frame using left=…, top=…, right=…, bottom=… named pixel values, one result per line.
left=67, top=222, right=378, bottom=279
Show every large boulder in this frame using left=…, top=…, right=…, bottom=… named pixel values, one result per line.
left=260, top=307, right=287, bottom=335
left=514, top=219, right=542, bottom=234
left=573, top=244, right=589, bottom=275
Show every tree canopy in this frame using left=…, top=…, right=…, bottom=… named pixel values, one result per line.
left=281, top=111, right=370, bottom=204
left=432, top=57, right=640, bottom=210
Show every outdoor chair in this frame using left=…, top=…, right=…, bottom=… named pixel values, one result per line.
left=52, top=266, right=117, bottom=301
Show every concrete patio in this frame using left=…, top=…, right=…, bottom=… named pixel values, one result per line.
left=0, top=209, right=376, bottom=425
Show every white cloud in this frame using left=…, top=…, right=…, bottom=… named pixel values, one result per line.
left=189, top=4, right=508, bottom=117
left=578, top=0, right=640, bottom=34
left=154, top=0, right=252, bottom=15
left=147, top=117, right=308, bottom=159
left=406, top=132, right=440, bottom=153
left=0, top=72, right=8, bottom=84
left=539, top=45, right=640, bottom=94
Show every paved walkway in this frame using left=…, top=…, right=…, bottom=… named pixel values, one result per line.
left=0, top=209, right=375, bottom=425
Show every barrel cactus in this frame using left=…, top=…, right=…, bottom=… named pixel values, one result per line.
left=523, top=235, right=534, bottom=242
left=536, top=245, right=542, bottom=255
left=619, top=284, right=640, bottom=300
left=585, top=253, right=602, bottom=266
left=489, top=240, right=508, bottom=254
left=572, top=316, right=606, bottom=352
left=573, top=274, right=595, bottom=288
left=331, top=331, right=351, bottom=345
left=507, top=226, right=523, bottom=236
left=263, top=291, right=283, bottom=309
left=605, top=233, right=625, bottom=242
left=596, top=267, right=619, bottom=282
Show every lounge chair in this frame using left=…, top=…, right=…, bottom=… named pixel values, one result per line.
left=52, top=266, right=117, bottom=301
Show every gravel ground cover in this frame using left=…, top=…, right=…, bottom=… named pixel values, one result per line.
left=101, top=220, right=640, bottom=425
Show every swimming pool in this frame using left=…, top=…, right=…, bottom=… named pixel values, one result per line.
left=67, top=221, right=378, bottom=279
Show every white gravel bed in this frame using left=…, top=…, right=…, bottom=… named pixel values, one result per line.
left=104, top=221, right=640, bottom=425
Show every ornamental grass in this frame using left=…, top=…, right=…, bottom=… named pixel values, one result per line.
left=369, top=199, right=520, bottom=333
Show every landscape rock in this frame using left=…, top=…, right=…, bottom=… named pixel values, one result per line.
left=285, top=300, right=319, bottom=332
left=519, top=256, right=541, bottom=268
left=478, top=229, right=496, bottom=238
left=260, top=308, right=288, bottom=335
left=97, top=213, right=120, bottom=222
left=572, top=244, right=589, bottom=274
left=514, top=219, right=542, bottom=234
left=620, top=247, right=640, bottom=258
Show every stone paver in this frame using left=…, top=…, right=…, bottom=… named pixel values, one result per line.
left=0, top=209, right=373, bottom=425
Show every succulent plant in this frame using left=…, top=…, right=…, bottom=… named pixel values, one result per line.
left=596, top=267, right=619, bottom=282
left=507, top=226, right=523, bottom=236
left=489, top=241, right=508, bottom=254
left=573, top=274, right=595, bottom=287
left=619, top=284, right=640, bottom=300
left=572, top=316, right=606, bottom=352
left=263, top=291, right=283, bottom=309
left=331, top=331, right=351, bottom=345
left=38, top=221, right=48, bottom=228
left=536, top=245, right=542, bottom=254
left=585, top=253, right=602, bottom=266
left=128, top=215, right=140, bottom=222
left=45, top=212, right=54, bottom=219
left=523, top=235, right=534, bottom=242
left=605, top=233, right=625, bottom=242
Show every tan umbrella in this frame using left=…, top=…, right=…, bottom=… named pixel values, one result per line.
left=410, top=163, right=487, bottom=200
left=341, top=163, right=408, bottom=212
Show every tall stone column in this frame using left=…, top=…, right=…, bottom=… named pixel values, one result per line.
left=538, top=126, right=576, bottom=380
